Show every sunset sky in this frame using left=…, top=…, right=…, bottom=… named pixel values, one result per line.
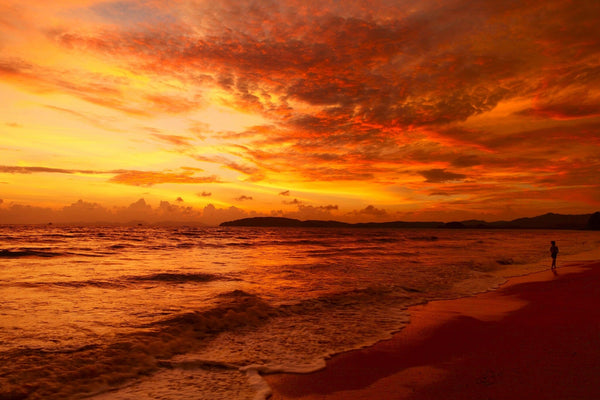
left=1, top=0, right=599, bottom=225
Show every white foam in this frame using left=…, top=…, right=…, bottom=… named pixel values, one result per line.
left=241, top=368, right=272, bottom=400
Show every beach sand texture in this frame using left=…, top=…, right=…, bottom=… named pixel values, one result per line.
left=265, top=262, right=600, bottom=400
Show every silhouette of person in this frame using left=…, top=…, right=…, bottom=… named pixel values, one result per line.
left=550, top=241, right=559, bottom=269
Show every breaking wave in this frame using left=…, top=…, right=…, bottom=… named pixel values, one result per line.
left=1, top=291, right=281, bottom=400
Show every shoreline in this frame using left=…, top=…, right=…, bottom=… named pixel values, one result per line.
left=263, top=261, right=600, bottom=399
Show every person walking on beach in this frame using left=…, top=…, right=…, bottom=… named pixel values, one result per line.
left=550, top=241, right=559, bottom=269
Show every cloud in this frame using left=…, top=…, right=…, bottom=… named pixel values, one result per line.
left=0, top=56, right=151, bottom=116
left=0, top=165, right=221, bottom=187
left=451, top=155, right=482, bottom=167
left=279, top=203, right=340, bottom=221
left=358, top=205, right=388, bottom=217
left=46, top=3, right=520, bottom=134
left=150, top=133, right=195, bottom=147
left=0, top=165, right=104, bottom=175
left=201, top=203, right=250, bottom=226
left=420, top=169, right=467, bottom=183
left=60, top=199, right=114, bottom=222
left=145, top=93, right=205, bottom=114
left=279, top=190, right=290, bottom=196
left=192, top=155, right=263, bottom=180
left=223, top=161, right=261, bottom=176
left=188, top=121, right=212, bottom=139
left=235, top=195, right=253, bottom=201
left=109, top=170, right=220, bottom=186
left=429, top=192, right=451, bottom=197
left=0, top=198, right=256, bottom=225
left=44, top=105, right=110, bottom=129
left=283, top=198, right=302, bottom=205
left=2, top=0, right=600, bottom=220
left=198, top=191, right=212, bottom=197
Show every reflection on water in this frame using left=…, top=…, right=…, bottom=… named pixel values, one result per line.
left=0, top=225, right=598, bottom=399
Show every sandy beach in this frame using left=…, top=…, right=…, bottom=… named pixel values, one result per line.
left=264, top=261, right=600, bottom=400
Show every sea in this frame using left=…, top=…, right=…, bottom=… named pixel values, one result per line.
left=1, top=225, right=599, bottom=399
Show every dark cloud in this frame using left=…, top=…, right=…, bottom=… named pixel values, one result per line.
left=429, top=192, right=451, bottom=197
left=451, top=155, right=482, bottom=168
left=0, top=165, right=103, bottom=175
left=284, top=198, right=302, bottom=205
left=319, top=204, right=338, bottom=211
left=420, top=169, right=467, bottom=183
left=235, top=195, right=253, bottom=201
left=49, top=3, right=525, bottom=129
left=24, top=1, right=600, bottom=180
left=279, top=190, right=290, bottom=196
left=198, top=191, right=212, bottom=197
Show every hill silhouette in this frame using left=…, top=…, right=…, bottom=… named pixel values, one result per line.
left=220, top=212, right=599, bottom=230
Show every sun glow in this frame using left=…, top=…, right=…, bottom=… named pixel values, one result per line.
left=1, top=0, right=599, bottom=224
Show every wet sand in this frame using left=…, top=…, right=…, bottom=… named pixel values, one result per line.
left=264, top=262, right=600, bottom=400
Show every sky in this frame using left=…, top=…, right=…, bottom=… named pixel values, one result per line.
left=1, top=0, right=599, bottom=225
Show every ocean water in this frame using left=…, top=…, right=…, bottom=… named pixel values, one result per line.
left=1, top=225, right=598, bottom=399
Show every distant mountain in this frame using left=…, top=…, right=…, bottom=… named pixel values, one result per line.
left=488, top=213, right=593, bottom=229
left=588, top=212, right=600, bottom=230
left=219, top=217, right=352, bottom=228
left=220, top=212, right=599, bottom=230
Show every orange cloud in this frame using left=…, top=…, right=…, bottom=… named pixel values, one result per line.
left=109, top=170, right=220, bottom=186
left=0, top=165, right=221, bottom=187
left=150, top=133, right=195, bottom=147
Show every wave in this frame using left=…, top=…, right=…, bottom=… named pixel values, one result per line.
left=0, top=249, right=66, bottom=258
left=7, top=273, right=229, bottom=290
left=128, top=272, right=225, bottom=283
left=107, top=243, right=131, bottom=250
left=408, top=235, right=439, bottom=241
left=2, top=285, right=415, bottom=400
left=495, top=257, right=515, bottom=265
left=14, top=280, right=125, bottom=289
left=152, top=290, right=278, bottom=336
left=2, top=291, right=280, bottom=400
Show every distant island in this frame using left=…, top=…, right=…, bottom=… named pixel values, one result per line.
left=221, top=212, right=600, bottom=230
